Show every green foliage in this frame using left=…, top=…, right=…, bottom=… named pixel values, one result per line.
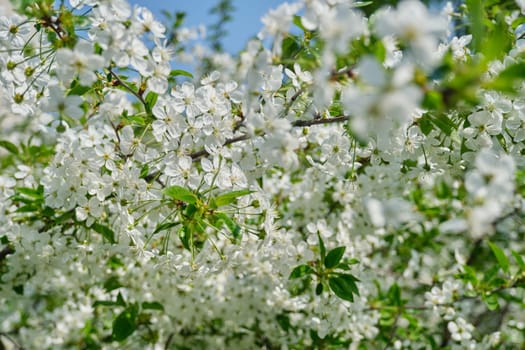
left=92, top=223, right=116, bottom=243
left=112, top=305, right=138, bottom=341
left=163, top=185, right=198, bottom=205
left=488, top=241, right=510, bottom=274
left=208, top=0, right=235, bottom=52
left=289, top=234, right=360, bottom=302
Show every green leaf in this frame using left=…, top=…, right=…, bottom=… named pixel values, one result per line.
left=122, top=114, right=146, bottom=126
left=482, top=13, right=512, bottom=61
left=511, top=250, right=525, bottom=270
left=422, top=90, right=444, bottom=111
left=92, top=223, right=116, bottom=243
left=318, top=232, right=326, bottom=263
left=140, top=164, right=149, bottom=179
left=112, top=306, right=138, bottom=341
left=55, top=210, right=75, bottom=224
left=93, top=300, right=119, bottom=307
left=422, top=113, right=456, bottom=136
left=103, top=276, right=122, bottom=292
left=0, top=140, right=19, bottom=155
left=144, top=92, right=157, bottom=116
left=163, top=185, right=198, bottom=204
left=170, top=69, right=193, bottom=79
left=153, top=222, right=179, bottom=234
left=281, top=36, right=301, bottom=60
left=315, top=282, right=323, bottom=295
left=419, top=115, right=433, bottom=136
left=289, top=264, right=314, bottom=279
left=142, top=301, right=164, bottom=311
left=488, top=241, right=510, bottom=274
left=214, top=212, right=241, bottom=242
left=178, top=225, right=191, bottom=251
left=324, top=246, right=346, bottom=269
left=337, top=258, right=360, bottom=270
left=214, top=189, right=253, bottom=207
left=483, top=293, right=499, bottom=311
left=292, top=15, right=306, bottom=32
left=15, top=205, right=39, bottom=213
left=116, top=292, right=126, bottom=307
left=276, top=314, right=291, bottom=332
left=328, top=274, right=359, bottom=302
left=387, top=283, right=402, bottom=306
left=486, top=62, right=525, bottom=93
left=68, top=84, right=90, bottom=96
left=16, top=186, right=43, bottom=199
left=466, top=0, right=484, bottom=53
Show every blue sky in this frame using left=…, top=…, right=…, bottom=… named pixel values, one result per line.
left=128, top=0, right=286, bottom=54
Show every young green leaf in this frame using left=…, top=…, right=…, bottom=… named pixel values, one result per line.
left=92, top=223, right=116, bottom=243
left=511, top=250, right=525, bottom=270
left=387, top=283, right=402, bottom=306
left=153, top=221, right=180, bottom=234
left=103, top=276, right=122, bottom=292
left=214, top=212, right=242, bottom=242
left=112, top=306, right=138, bottom=341
left=144, top=91, right=158, bottom=114
left=482, top=293, right=500, bottom=311
left=317, top=232, right=326, bottom=264
left=328, top=274, right=359, bottom=302
left=178, top=225, right=192, bottom=251
left=488, top=241, right=510, bottom=274
left=214, top=189, right=253, bottom=207
left=163, top=185, right=198, bottom=204
left=315, top=282, right=323, bottom=295
left=289, top=264, right=314, bottom=279
left=142, top=301, right=164, bottom=311
left=324, top=246, right=346, bottom=269
left=0, top=140, right=19, bottom=155
left=170, top=69, right=193, bottom=79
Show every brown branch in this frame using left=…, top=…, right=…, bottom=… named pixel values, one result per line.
left=188, top=116, right=348, bottom=161
left=292, top=115, right=349, bottom=127
left=189, top=134, right=251, bottom=160
left=108, top=68, right=146, bottom=106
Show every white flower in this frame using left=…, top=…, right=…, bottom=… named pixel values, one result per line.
left=319, top=4, right=366, bottom=53
left=448, top=317, right=475, bottom=342
left=375, top=0, right=447, bottom=67
left=56, top=41, right=105, bottom=86
left=42, top=85, right=84, bottom=119
left=285, top=63, right=313, bottom=88
left=133, top=6, right=165, bottom=38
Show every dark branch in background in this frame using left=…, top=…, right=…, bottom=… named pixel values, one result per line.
left=143, top=115, right=350, bottom=182
left=161, top=10, right=186, bottom=51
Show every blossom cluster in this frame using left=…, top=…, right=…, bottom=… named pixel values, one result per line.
left=0, top=0, right=525, bottom=349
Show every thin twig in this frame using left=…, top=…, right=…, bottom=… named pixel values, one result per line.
left=292, top=115, right=348, bottom=127
left=189, top=134, right=251, bottom=160
left=108, top=68, right=146, bottom=106
left=188, top=116, right=349, bottom=160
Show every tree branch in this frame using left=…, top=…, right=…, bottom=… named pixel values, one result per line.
left=189, top=134, right=251, bottom=160
left=292, top=115, right=349, bottom=127
left=187, top=116, right=348, bottom=160
left=108, top=68, right=147, bottom=106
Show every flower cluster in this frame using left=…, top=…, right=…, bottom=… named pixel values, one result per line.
left=1, top=0, right=525, bottom=349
